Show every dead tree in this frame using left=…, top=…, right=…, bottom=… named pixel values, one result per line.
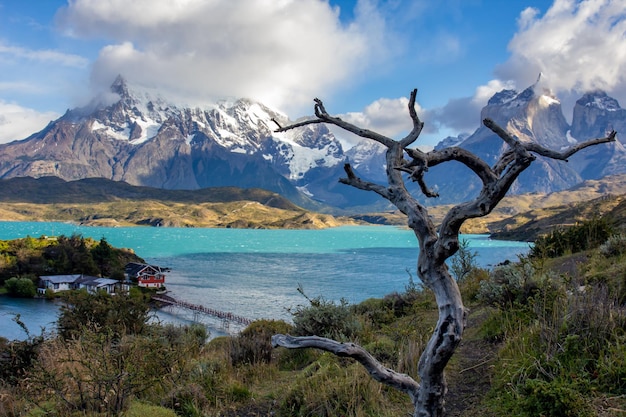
left=271, top=89, right=616, bottom=417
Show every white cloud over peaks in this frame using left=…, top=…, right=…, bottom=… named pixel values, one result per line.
left=0, top=101, right=59, bottom=143
left=331, top=97, right=425, bottom=147
left=497, top=0, right=626, bottom=99
left=56, top=0, right=387, bottom=113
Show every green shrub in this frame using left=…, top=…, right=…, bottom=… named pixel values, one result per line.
left=599, top=234, right=626, bottom=257
left=363, top=337, right=398, bottom=367
left=519, top=379, right=593, bottom=417
left=4, top=277, right=36, bottom=298
left=450, top=238, right=478, bottom=282
left=227, top=382, right=252, bottom=402
left=530, top=217, right=614, bottom=259
left=477, top=259, right=553, bottom=308
left=278, top=354, right=404, bottom=417
left=163, top=383, right=207, bottom=417
left=276, top=347, right=320, bottom=371
left=125, top=401, right=178, bottom=417
left=230, top=319, right=292, bottom=366
left=291, top=290, right=361, bottom=340
left=597, top=341, right=626, bottom=394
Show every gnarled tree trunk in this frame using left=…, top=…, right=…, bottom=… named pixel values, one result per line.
left=271, top=89, right=616, bottom=417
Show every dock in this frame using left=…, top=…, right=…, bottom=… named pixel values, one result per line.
left=152, top=295, right=253, bottom=326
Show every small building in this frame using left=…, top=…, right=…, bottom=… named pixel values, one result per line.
left=74, top=275, right=120, bottom=294
left=125, top=262, right=167, bottom=288
left=39, top=274, right=125, bottom=295
left=39, top=274, right=82, bottom=293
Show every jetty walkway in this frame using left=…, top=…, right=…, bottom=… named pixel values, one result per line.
left=152, top=295, right=253, bottom=326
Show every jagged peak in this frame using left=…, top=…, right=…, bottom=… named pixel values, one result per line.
left=577, top=90, right=621, bottom=111
left=110, top=74, right=129, bottom=97
left=487, top=73, right=560, bottom=109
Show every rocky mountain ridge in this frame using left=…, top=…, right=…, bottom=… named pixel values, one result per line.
left=0, top=76, right=624, bottom=210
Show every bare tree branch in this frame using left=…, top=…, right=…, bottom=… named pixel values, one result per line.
left=274, top=98, right=396, bottom=148
left=524, top=130, right=617, bottom=160
left=274, top=118, right=324, bottom=132
left=272, top=334, right=420, bottom=405
left=339, top=164, right=391, bottom=199
left=400, top=89, right=425, bottom=148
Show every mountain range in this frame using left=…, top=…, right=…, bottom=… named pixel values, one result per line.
left=0, top=75, right=624, bottom=212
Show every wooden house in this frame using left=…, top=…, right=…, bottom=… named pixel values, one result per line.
left=39, top=274, right=123, bottom=295
left=125, top=262, right=167, bottom=288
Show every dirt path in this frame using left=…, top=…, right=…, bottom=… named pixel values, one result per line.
left=444, top=308, right=499, bottom=417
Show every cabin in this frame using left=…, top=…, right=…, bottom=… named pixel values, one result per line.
left=125, top=262, right=167, bottom=288
left=38, top=274, right=124, bottom=295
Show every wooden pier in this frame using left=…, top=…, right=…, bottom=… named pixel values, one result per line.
left=152, top=295, right=253, bottom=326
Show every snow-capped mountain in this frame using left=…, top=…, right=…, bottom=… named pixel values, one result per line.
left=0, top=76, right=350, bottom=209
left=0, top=76, right=625, bottom=211
left=414, top=83, right=626, bottom=204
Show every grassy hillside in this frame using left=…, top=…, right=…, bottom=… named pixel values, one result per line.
left=3, top=174, right=626, bottom=232
left=0, top=177, right=355, bottom=229
left=2, top=226, right=625, bottom=416
left=349, top=174, right=626, bottom=234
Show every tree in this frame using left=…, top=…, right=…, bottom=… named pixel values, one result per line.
left=5, top=276, right=37, bottom=298
left=271, top=89, right=616, bottom=417
left=57, top=290, right=150, bottom=340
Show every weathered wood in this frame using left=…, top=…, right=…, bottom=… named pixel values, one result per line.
left=272, top=89, right=616, bottom=417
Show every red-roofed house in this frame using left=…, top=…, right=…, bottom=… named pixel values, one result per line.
left=125, top=262, right=166, bottom=288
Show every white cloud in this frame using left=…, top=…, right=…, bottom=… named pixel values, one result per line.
left=431, top=0, right=626, bottom=139
left=0, top=42, right=88, bottom=68
left=330, top=96, right=427, bottom=147
left=56, top=0, right=390, bottom=114
left=497, top=0, right=626, bottom=100
left=0, top=101, right=59, bottom=143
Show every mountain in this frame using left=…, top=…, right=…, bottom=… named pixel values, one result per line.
left=0, top=76, right=354, bottom=210
left=0, top=76, right=625, bottom=211
left=413, top=83, right=626, bottom=204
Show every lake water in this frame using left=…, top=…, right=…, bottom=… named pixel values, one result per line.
left=0, top=221, right=530, bottom=340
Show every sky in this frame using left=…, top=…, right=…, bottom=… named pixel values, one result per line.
left=0, top=0, right=625, bottom=147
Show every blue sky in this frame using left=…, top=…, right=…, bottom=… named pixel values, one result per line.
left=0, top=0, right=625, bottom=147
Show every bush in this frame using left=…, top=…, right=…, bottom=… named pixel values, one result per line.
left=278, top=354, right=405, bottom=417
left=450, top=238, right=478, bottom=282
left=519, top=379, right=593, bottom=417
left=0, top=331, right=43, bottom=385
left=4, top=277, right=36, bottom=298
left=125, top=401, right=178, bottom=417
left=477, top=259, right=560, bottom=309
left=530, top=217, right=614, bottom=259
left=598, top=234, right=626, bottom=258
left=597, top=341, right=626, bottom=394
left=290, top=289, right=361, bottom=340
left=230, top=320, right=292, bottom=366
left=57, top=290, right=150, bottom=339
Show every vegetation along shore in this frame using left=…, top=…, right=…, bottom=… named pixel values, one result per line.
left=0, top=209, right=625, bottom=415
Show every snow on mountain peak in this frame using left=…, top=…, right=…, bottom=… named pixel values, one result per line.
left=578, top=91, right=621, bottom=112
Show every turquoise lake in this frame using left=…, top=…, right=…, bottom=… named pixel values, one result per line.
left=0, top=222, right=530, bottom=340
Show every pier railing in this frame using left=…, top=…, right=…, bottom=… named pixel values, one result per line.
left=152, top=295, right=253, bottom=326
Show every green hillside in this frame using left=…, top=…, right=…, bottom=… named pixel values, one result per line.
left=0, top=177, right=354, bottom=229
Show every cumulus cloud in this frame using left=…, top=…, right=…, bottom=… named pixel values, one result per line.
left=433, top=0, right=626, bottom=137
left=497, top=0, right=626, bottom=102
left=56, top=0, right=390, bottom=113
left=327, top=96, right=432, bottom=147
left=430, top=79, right=516, bottom=133
left=0, top=101, right=59, bottom=143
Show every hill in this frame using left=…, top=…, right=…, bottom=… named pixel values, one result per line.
left=0, top=177, right=355, bottom=229
left=356, top=174, right=626, bottom=236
